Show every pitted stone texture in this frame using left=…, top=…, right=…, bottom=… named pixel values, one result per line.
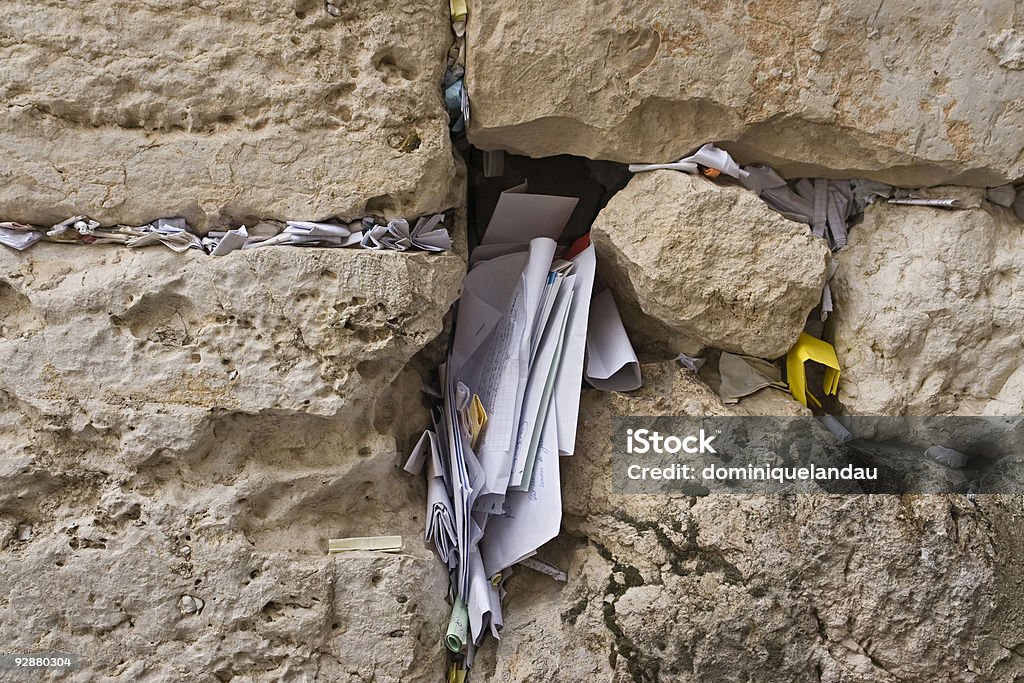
left=0, top=244, right=463, bottom=679
left=0, top=1, right=459, bottom=228
left=466, top=0, right=1024, bottom=186
left=0, top=244, right=463, bottom=454
left=473, top=364, right=1024, bottom=683
left=831, top=201, right=1024, bottom=415
left=0, top=383, right=451, bottom=682
left=591, top=171, right=830, bottom=359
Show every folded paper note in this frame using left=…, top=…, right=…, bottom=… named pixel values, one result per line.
left=327, top=536, right=403, bottom=553
left=820, top=415, right=853, bottom=443
left=450, top=0, right=467, bottom=21
left=482, top=187, right=579, bottom=246
left=518, top=557, right=568, bottom=582
left=629, top=143, right=749, bottom=179
left=0, top=227, right=42, bottom=251
left=211, top=225, right=248, bottom=256
left=676, top=352, right=706, bottom=373
left=717, top=351, right=787, bottom=404
left=986, top=185, right=1017, bottom=208
left=360, top=215, right=452, bottom=252
left=447, top=664, right=468, bottom=683
left=926, top=445, right=969, bottom=468
left=284, top=221, right=352, bottom=238
left=741, top=167, right=865, bottom=252
left=467, top=394, right=488, bottom=449
left=584, top=289, right=641, bottom=392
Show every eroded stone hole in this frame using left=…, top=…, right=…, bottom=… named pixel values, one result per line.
left=461, top=145, right=632, bottom=251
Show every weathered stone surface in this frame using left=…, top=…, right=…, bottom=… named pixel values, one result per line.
left=0, top=1, right=459, bottom=228
left=466, top=0, right=1024, bottom=185
left=0, top=244, right=464, bottom=680
left=4, top=1, right=1024, bottom=677
left=474, top=364, right=1024, bottom=682
left=832, top=200, right=1024, bottom=415
left=591, top=171, right=830, bottom=359
left=0, top=379, right=452, bottom=681
left=0, top=242, right=464, bottom=437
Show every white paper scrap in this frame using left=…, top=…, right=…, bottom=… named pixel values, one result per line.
left=584, top=290, right=641, bottom=392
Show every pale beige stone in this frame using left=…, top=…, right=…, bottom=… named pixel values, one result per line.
left=0, top=1, right=460, bottom=228
left=831, top=201, right=1024, bottom=415
left=466, top=0, right=1024, bottom=185
left=0, top=242, right=464, bottom=431
left=0, top=242, right=464, bottom=680
left=591, top=171, right=830, bottom=359
left=474, top=364, right=1024, bottom=682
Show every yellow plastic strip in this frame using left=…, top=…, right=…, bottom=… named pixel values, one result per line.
left=450, top=0, right=467, bottom=22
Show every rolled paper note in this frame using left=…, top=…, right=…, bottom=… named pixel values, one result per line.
left=627, top=160, right=698, bottom=174
left=887, top=198, right=962, bottom=209
left=445, top=598, right=469, bottom=652
left=820, top=415, right=853, bottom=443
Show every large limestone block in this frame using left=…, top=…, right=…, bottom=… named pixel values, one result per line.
left=591, top=171, right=830, bottom=359
left=0, top=243, right=464, bottom=457
left=0, top=1, right=459, bottom=228
left=466, top=0, right=1024, bottom=185
left=0, top=234, right=463, bottom=679
left=831, top=201, right=1024, bottom=415
left=0, top=369, right=451, bottom=681
left=474, top=364, right=1024, bottom=682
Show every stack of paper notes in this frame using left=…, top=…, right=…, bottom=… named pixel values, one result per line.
left=405, top=184, right=625, bottom=666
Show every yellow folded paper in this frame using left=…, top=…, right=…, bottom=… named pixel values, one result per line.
left=468, top=394, right=487, bottom=448
left=447, top=663, right=467, bottom=683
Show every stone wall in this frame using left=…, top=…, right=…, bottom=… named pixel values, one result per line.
left=833, top=194, right=1024, bottom=415
left=475, top=366, right=1024, bottom=682
left=1, top=0, right=1022, bottom=681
